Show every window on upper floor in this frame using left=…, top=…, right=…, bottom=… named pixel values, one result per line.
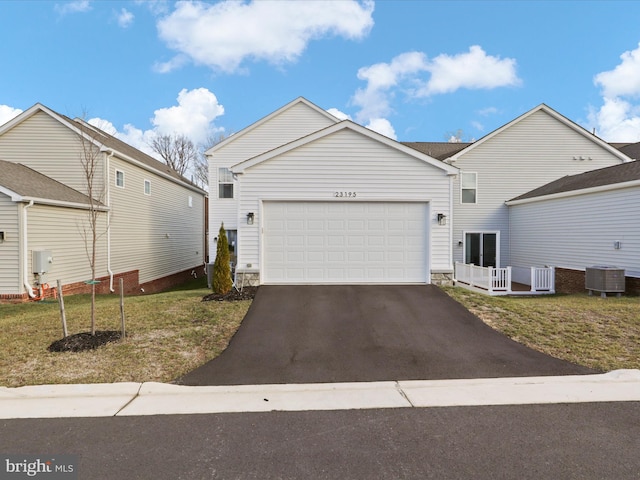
left=115, top=169, right=125, bottom=188
left=461, top=172, right=477, bottom=204
left=218, top=168, right=233, bottom=198
left=144, top=179, right=151, bottom=195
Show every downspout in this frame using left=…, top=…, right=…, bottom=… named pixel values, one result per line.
left=106, top=150, right=115, bottom=292
left=22, top=200, right=36, bottom=298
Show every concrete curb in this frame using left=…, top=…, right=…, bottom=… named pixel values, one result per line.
left=1, top=370, right=639, bottom=419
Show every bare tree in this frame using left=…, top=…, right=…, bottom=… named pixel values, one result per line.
left=194, top=132, right=229, bottom=189
left=150, top=134, right=199, bottom=177
left=77, top=119, right=106, bottom=335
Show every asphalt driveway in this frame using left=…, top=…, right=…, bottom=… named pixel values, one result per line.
left=177, top=285, right=595, bottom=386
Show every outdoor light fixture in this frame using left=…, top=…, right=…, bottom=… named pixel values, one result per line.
left=437, top=213, right=447, bottom=226
left=246, top=212, right=255, bottom=225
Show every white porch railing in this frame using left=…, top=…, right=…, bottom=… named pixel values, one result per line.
left=530, top=266, right=555, bottom=293
left=454, top=262, right=512, bottom=294
left=454, top=262, right=555, bottom=295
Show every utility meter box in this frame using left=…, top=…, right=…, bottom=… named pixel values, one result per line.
left=32, top=250, right=53, bottom=274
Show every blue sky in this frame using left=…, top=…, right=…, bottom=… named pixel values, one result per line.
left=1, top=0, right=640, bottom=158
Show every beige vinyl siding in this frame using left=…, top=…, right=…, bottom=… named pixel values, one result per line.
left=0, top=194, right=20, bottom=294
left=109, top=157, right=205, bottom=284
left=208, top=102, right=338, bottom=236
left=0, top=111, right=105, bottom=196
left=236, top=128, right=452, bottom=279
left=510, top=186, right=640, bottom=277
left=27, top=204, right=108, bottom=287
left=453, top=109, right=627, bottom=266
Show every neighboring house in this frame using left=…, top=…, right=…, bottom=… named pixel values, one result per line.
left=0, top=104, right=207, bottom=301
left=408, top=104, right=630, bottom=276
left=207, top=97, right=457, bottom=285
left=208, top=98, right=634, bottom=291
left=507, top=160, right=640, bottom=294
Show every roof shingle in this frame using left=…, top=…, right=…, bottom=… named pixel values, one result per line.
left=0, top=159, right=96, bottom=205
left=510, top=160, right=640, bottom=202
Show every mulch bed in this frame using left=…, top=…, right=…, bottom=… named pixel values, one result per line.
left=202, top=286, right=258, bottom=302
left=48, top=331, right=123, bottom=353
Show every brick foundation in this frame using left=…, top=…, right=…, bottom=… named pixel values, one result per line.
left=0, top=265, right=206, bottom=303
left=556, top=267, right=640, bottom=295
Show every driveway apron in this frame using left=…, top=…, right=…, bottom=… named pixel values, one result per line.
left=177, top=285, right=595, bottom=386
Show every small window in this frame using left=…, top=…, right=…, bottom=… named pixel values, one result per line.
left=115, top=170, right=125, bottom=188
left=188, top=196, right=193, bottom=208
left=144, top=180, right=151, bottom=195
left=218, top=168, right=233, bottom=198
left=461, top=172, right=477, bottom=204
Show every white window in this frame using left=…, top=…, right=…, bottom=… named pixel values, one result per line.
left=188, top=196, right=193, bottom=208
left=144, top=180, right=151, bottom=195
left=461, top=172, right=477, bottom=204
left=115, top=169, right=125, bottom=188
left=218, top=168, right=233, bottom=198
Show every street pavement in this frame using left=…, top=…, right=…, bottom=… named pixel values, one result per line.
left=1, top=402, right=639, bottom=479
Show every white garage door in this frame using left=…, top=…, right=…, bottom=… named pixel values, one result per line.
left=263, top=201, right=429, bottom=284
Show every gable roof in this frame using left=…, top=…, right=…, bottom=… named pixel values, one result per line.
left=0, top=103, right=205, bottom=195
left=508, top=160, right=640, bottom=204
left=0, top=159, right=104, bottom=209
left=402, top=142, right=472, bottom=160
left=231, top=120, right=459, bottom=175
left=205, top=97, right=340, bottom=155
left=447, top=104, right=632, bottom=164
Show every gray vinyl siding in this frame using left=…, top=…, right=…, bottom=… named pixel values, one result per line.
left=236, top=128, right=453, bottom=280
left=0, top=111, right=105, bottom=197
left=109, top=157, right=205, bottom=284
left=0, top=194, right=20, bottom=294
left=452, top=109, right=626, bottom=266
left=208, top=102, right=337, bottom=238
left=510, top=186, right=640, bottom=277
left=27, top=204, right=108, bottom=287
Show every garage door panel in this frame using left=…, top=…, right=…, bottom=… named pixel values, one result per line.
left=263, top=201, right=428, bottom=284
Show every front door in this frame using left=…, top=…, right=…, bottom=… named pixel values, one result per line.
left=465, top=232, right=497, bottom=267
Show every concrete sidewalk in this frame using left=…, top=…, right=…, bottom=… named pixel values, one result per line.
left=1, top=370, right=639, bottom=419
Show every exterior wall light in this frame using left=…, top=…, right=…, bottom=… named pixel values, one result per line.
left=246, top=212, right=255, bottom=225
left=437, top=213, right=447, bottom=226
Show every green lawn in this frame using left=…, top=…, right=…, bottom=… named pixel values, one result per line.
left=443, top=286, right=640, bottom=372
left=0, top=278, right=250, bottom=387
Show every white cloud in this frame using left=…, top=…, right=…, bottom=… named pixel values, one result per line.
left=326, top=108, right=351, bottom=121
left=88, top=88, right=225, bottom=159
left=352, top=51, right=428, bottom=123
left=55, top=0, right=91, bottom=16
left=117, top=8, right=134, bottom=28
left=590, top=43, right=640, bottom=142
left=151, top=88, right=225, bottom=143
left=418, top=45, right=520, bottom=96
left=156, top=0, right=374, bottom=73
left=349, top=46, right=520, bottom=139
left=588, top=97, right=640, bottom=142
left=0, top=105, right=23, bottom=126
left=365, top=118, right=396, bottom=140
left=477, top=106, right=499, bottom=116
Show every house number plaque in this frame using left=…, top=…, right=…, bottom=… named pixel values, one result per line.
left=334, top=191, right=357, bottom=198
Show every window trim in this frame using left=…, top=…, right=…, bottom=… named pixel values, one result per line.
left=115, top=169, right=125, bottom=188
left=144, top=179, right=151, bottom=195
left=460, top=171, right=477, bottom=204
left=218, top=167, right=234, bottom=199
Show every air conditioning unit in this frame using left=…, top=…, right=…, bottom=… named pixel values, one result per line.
left=585, top=266, right=625, bottom=298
